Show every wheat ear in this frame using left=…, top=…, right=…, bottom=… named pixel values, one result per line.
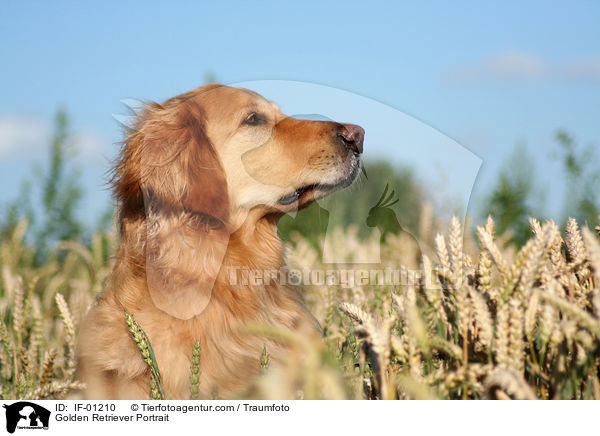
left=189, top=340, right=202, bottom=400
left=55, top=293, right=75, bottom=377
left=124, top=310, right=165, bottom=400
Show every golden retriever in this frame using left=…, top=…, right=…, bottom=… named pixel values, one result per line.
left=76, top=84, right=364, bottom=399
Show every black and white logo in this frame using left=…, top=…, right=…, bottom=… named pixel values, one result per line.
left=2, top=402, right=50, bottom=433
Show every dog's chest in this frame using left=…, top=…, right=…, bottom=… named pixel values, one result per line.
left=139, top=321, right=198, bottom=399
left=142, top=317, right=260, bottom=399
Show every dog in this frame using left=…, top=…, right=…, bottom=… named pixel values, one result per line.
left=76, top=84, right=364, bottom=399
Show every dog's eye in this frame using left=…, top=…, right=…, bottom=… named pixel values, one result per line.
left=243, top=112, right=265, bottom=126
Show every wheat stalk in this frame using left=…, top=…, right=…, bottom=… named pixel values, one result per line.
left=565, top=217, right=590, bottom=280
left=40, top=349, right=57, bottom=386
left=476, top=225, right=510, bottom=278
left=468, top=285, right=493, bottom=350
left=124, top=310, right=165, bottom=400
left=507, top=298, right=525, bottom=373
left=539, top=291, right=600, bottom=338
left=485, top=369, right=536, bottom=400
left=189, top=340, right=202, bottom=400
left=27, top=381, right=86, bottom=400
left=55, top=293, right=75, bottom=377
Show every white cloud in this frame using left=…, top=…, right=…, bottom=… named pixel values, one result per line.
left=0, top=116, right=49, bottom=156
left=0, top=114, right=110, bottom=159
left=446, top=50, right=600, bottom=83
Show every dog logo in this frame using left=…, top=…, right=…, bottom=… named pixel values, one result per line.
left=2, top=402, right=50, bottom=433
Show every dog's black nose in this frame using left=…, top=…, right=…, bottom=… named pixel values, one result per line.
left=338, top=124, right=364, bottom=154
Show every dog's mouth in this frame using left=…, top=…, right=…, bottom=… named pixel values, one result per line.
left=277, top=184, right=322, bottom=206
left=277, top=161, right=361, bottom=206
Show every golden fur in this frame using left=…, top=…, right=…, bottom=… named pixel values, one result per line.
left=76, top=85, right=363, bottom=399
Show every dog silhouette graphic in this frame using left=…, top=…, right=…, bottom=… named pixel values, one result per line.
left=3, top=402, right=50, bottom=433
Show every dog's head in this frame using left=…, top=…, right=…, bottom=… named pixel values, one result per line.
left=115, top=84, right=364, bottom=228
left=113, top=85, right=364, bottom=319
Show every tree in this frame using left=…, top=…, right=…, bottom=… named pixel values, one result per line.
left=554, top=130, right=599, bottom=226
left=1, top=108, right=84, bottom=263
left=35, top=109, right=83, bottom=256
left=481, top=145, right=539, bottom=246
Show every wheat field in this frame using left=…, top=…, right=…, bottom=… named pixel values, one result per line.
left=1, top=213, right=599, bottom=400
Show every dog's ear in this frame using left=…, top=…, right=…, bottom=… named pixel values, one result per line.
left=113, top=91, right=231, bottom=319
left=145, top=98, right=230, bottom=319
left=179, top=102, right=229, bottom=223
left=114, top=98, right=229, bottom=224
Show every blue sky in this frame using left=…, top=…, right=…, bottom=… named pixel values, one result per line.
left=1, top=1, right=599, bottom=228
